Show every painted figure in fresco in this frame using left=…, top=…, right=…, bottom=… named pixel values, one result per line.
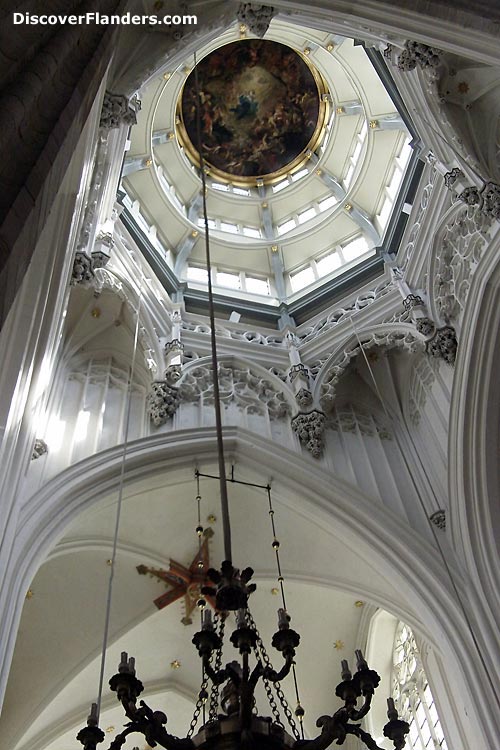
left=230, top=91, right=258, bottom=120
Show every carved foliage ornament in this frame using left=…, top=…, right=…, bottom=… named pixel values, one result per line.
left=429, top=510, right=446, bottom=531
left=100, top=91, right=141, bottom=130
left=426, top=326, right=457, bottom=365
left=415, top=317, right=436, bottom=338
left=148, top=381, right=180, bottom=426
left=236, top=3, right=275, bottom=38
left=71, top=251, right=95, bottom=286
left=291, top=410, right=326, bottom=458
left=397, top=41, right=441, bottom=72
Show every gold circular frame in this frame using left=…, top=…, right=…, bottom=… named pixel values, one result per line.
left=175, top=41, right=330, bottom=187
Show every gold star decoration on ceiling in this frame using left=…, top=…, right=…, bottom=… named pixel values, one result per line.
left=137, top=529, right=215, bottom=625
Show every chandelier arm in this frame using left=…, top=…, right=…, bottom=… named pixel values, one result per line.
left=262, top=654, right=294, bottom=683
left=292, top=714, right=345, bottom=750
left=202, top=656, right=229, bottom=686
left=344, top=723, right=384, bottom=750
left=348, top=692, right=373, bottom=721
left=107, top=727, right=134, bottom=750
left=248, top=659, right=264, bottom=689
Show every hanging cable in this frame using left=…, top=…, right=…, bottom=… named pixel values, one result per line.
left=193, top=51, right=232, bottom=563
left=94, top=277, right=144, bottom=720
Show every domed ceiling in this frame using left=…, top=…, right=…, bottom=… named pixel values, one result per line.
left=121, top=19, right=418, bottom=313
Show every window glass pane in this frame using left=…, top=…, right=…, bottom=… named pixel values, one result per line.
left=246, top=277, right=270, bottom=295
left=392, top=623, right=447, bottom=750
left=217, top=272, right=240, bottom=289
left=420, top=722, right=431, bottom=746
left=233, top=187, right=250, bottom=196
left=212, top=182, right=229, bottom=191
left=290, top=266, right=315, bottom=291
left=353, top=140, right=362, bottom=162
left=342, top=237, right=369, bottom=261
left=344, top=164, right=354, bottom=188
left=298, top=207, right=316, bottom=224
left=220, top=221, right=238, bottom=234
left=291, top=168, right=308, bottom=181
left=398, top=139, right=413, bottom=166
left=378, top=197, right=392, bottom=228
left=242, top=226, right=261, bottom=238
left=317, top=252, right=341, bottom=276
left=387, top=167, right=403, bottom=199
left=187, top=266, right=208, bottom=283
left=277, top=218, right=296, bottom=236
left=318, top=195, right=338, bottom=211
left=272, top=180, right=288, bottom=193
left=197, top=217, right=216, bottom=229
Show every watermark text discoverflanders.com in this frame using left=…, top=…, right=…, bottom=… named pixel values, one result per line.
left=12, top=11, right=198, bottom=26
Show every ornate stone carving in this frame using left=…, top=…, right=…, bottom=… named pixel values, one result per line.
left=426, top=326, right=457, bottom=365
left=92, top=231, right=113, bottom=269
left=291, top=410, right=326, bottom=458
left=71, top=251, right=94, bottom=286
left=407, top=355, right=437, bottom=426
left=403, top=294, right=424, bottom=311
left=481, top=182, right=500, bottom=220
left=415, top=317, right=436, bottom=338
left=443, top=168, right=463, bottom=190
left=289, top=363, right=309, bottom=382
left=397, top=41, right=441, bottom=72
left=295, top=388, right=313, bottom=408
left=236, top=3, right=275, bottom=38
left=31, top=439, right=48, bottom=460
left=328, top=409, right=392, bottom=440
left=165, top=364, right=182, bottom=386
left=100, top=91, right=141, bottom=130
left=433, top=205, right=490, bottom=322
left=181, top=319, right=285, bottom=348
left=148, top=381, right=180, bottom=426
left=298, top=280, right=393, bottom=344
left=165, top=339, right=184, bottom=355
left=382, top=44, right=393, bottom=60
left=458, top=186, right=481, bottom=206
left=178, top=364, right=291, bottom=419
left=429, top=510, right=446, bottom=531
left=319, top=330, right=423, bottom=410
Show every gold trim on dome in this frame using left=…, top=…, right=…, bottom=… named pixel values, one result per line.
left=174, top=41, right=330, bottom=188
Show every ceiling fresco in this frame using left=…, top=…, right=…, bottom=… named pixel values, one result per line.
left=179, top=40, right=326, bottom=182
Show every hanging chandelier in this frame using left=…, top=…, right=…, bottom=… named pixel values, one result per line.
left=76, top=44, right=410, bottom=750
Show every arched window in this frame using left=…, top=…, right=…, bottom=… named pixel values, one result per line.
left=392, top=622, right=448, bottom=750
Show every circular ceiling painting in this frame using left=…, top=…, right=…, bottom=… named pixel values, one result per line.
left=178, top=40, right=327, bottom=183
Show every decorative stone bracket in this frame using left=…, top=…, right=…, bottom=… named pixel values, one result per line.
left=425, top=325, right=457, bottom=365
left=70, top=249, right=111, bottom=287
left=236, top=3, right=275, bottom=38
left=31, top=439, right=48, bottom=460
left=71, top=251, right=95, bottom=286
left=148, top=381, right=180, bottom=426
left=291, top=410, right=326, bottom=459
left=100, top=91, right=141, bottom=130
left=396, top=41, right=442, bottom=72
left=429, top=510, right=446, bottom=531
